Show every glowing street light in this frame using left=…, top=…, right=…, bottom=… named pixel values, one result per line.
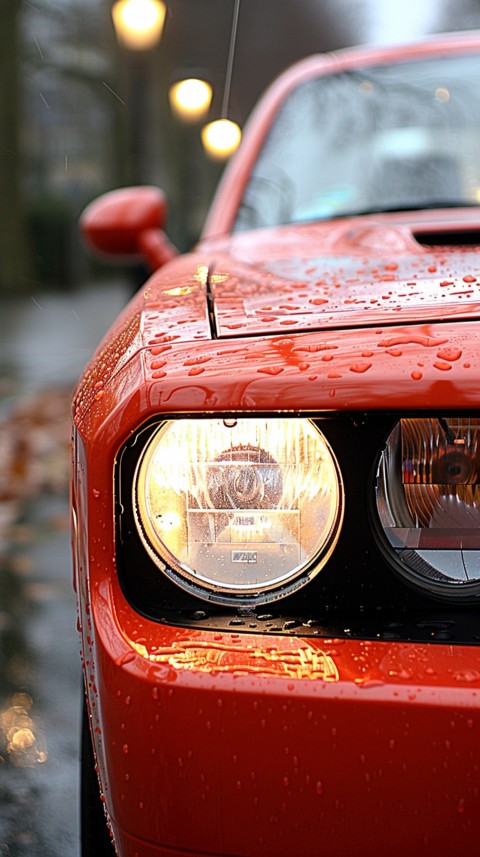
left=201, top=118, right=242, bottom=160
left=169, top=78, right=213, bottom=123
left=111, top=0, right=166, bottom=184
left=112, top=0, right=166, bottom=51
left=200, top=0, right=242, bottom=160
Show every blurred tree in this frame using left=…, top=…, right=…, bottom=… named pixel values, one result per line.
left=0, top=0, right=33, bottom=292
left=0, top=0, right=366, bottom=288
left=15, top=0, right=130, bottom=287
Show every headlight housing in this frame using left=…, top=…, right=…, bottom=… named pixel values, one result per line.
left=134, top=417, right=344, bottom=605
left=376, top=417, right=480, bottom=602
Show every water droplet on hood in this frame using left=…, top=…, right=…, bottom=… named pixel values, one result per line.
left=437, top=347, right=462, bottom=362
left=349, top=362, right=372, bottom=374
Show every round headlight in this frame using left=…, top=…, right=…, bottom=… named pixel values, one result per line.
left=376, top=417, right=480, bottom=601
left=134, top=418, right=343, bottom=605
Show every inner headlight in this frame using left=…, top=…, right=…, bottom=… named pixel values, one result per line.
left=376, top=417, right=480, bottom=601
left=134, top=418, right=343, bottom=605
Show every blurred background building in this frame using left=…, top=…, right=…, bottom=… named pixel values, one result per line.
left=2, top=0, right=480, bottom=293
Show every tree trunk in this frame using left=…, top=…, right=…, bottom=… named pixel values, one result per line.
left=0, top=0, right=32, bottom=292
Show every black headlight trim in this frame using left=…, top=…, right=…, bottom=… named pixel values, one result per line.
left=372, top=415, right=480, bottom=604
left=115, top=410, right=480, bottom=645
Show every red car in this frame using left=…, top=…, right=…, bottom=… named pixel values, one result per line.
left=73, top=31, right=480, bottom=857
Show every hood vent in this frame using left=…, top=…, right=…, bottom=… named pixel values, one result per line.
left=414, top=228, right=480, bottom=247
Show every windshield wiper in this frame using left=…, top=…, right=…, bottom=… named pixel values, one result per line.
left=327, top=200, right=476, bottom=220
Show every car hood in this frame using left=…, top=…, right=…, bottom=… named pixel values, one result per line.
left=202, top=212, right=480, bottom=337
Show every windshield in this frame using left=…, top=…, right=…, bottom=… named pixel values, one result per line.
left=234, top=53, right=480, bottom=231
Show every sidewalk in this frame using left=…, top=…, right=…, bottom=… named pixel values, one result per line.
left=0, top=279, right=130, bottom=408
left=0, top=279, right=129, bottom=856
left=0, top=279, right=129, bottom=553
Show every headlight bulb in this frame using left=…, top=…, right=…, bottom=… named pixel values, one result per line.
left=134, top=418, right=344, bottom=605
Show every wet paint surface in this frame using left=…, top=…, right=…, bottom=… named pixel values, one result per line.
left=85, top=573, right=480, bottom=857
left=72, top=211, right=480, bottom=435
left=206, top=220, right=480, bottom=336
left=73, top=316, right=479, bottom=442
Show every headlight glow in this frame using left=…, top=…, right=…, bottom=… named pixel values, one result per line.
left=376, top=417, right=480, bottom=600
left=134, top=418, right=343, bottom=605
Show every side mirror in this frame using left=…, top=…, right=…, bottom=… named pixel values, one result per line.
left=80, top=186, right=177, bottom=270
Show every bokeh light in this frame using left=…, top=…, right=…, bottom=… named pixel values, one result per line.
left=169, top=78, right=213, bottom=122
left=112, top=0, right=166, bottom=50
left=201, top=118, right=242, bottom=160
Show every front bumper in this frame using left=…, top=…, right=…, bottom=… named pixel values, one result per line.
left=84, top=575, right=480, bottom=857
left=71, top=373, right=480, bottom=856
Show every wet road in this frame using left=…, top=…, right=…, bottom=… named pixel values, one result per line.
left=0, top=281, right=129, bottom=856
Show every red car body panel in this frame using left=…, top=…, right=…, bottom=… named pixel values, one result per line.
left=73, top=31, right=480, bottom=857
left=206, top=214, right=480, bottom=336
left=73, top=445, right=480, bottom=857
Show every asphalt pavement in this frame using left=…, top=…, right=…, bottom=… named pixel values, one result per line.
left=0, top=280, right=130, bottom=856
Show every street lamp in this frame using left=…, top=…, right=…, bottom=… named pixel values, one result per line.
left=111, top=0, right=166, bottom=184
left=201, top=118, right=242, bottom=160
left=169, top=78, right=213, bottom=123
left=112, top=0, right=166, bottom=51
left=200, top=0, right=242, bottom=160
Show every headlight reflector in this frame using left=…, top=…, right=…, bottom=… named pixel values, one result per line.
left=376, top=417, right=480, bottom=600
left=134, top=418, right=343, bottom=604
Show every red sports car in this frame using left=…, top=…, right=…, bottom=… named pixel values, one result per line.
left=73, top=31, right=480, bottom=857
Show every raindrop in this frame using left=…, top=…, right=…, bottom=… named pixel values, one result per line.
left=349, top=362, right=372, bottom=374
left=453, top=669, right=480, bottom=682
left=257, top=366, right=284, bottom=375
left=437, top=347, right=462, bottom=362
